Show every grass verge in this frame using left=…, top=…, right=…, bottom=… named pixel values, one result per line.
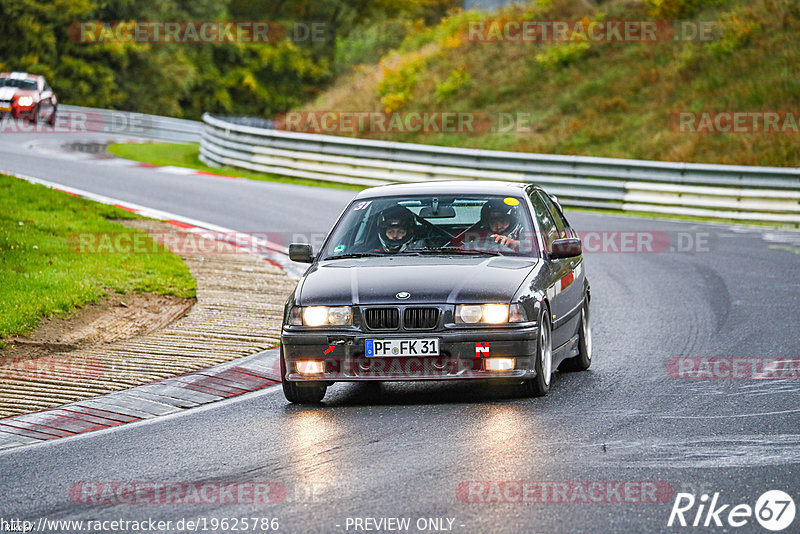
left=107, top=142, right=364, bottom=191
left=0, top=174, right=196, bottom=338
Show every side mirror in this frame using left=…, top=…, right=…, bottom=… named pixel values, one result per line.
left=550, top=238, right=581, bottom=259
left=288, top=243, right=314, bottom=263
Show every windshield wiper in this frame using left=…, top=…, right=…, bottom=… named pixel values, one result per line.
left=402, top=248, right=501, bottom=256
left=322, top=252, right=386, bottom=260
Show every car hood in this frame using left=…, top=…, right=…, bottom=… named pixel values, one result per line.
left=297, top=255, right=538, bottom=306
left=0, top=87, right=19, bottom=100
left=0, top=88, right=35, bottom=100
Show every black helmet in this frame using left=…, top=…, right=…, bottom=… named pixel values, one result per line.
left=377, top=205, right=415, bottom=252
left=481, top=199, right=518, bottom=227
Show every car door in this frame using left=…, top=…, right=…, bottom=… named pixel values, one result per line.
left=527, top=190, right=574, bottom=350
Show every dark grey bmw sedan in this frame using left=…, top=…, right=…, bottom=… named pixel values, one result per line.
left=280, top=181, right=591, bottom=403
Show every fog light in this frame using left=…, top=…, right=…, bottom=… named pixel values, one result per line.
left=485, top=358, right=515, bottom=372
left=296, top=360, right=325, bottom=375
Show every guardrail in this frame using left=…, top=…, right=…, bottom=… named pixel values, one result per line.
left=200, top=113, right=800, bottom=224
left=61, top=105, right=202, bottom=143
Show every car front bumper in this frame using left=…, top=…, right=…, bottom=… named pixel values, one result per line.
left=281, top=326, right=539, bottom=382
left=0, top=106, right=36, bottom=119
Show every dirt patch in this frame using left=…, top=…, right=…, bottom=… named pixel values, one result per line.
left=1, top=291, right=194, bottom=361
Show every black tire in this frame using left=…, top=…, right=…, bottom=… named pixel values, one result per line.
left=280, top=348, right=327, bottom=404
left=31, top=105, right=39, bottom=124
left=47, top=105, right=57, bottom=127
left=519, top=305, right=552, bottom=397
left=559, top=299, right=592, bottom=372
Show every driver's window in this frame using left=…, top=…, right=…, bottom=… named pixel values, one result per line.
left=539, top=192, right=567, bottom=239
left=528, top=191, right=558, bottom=252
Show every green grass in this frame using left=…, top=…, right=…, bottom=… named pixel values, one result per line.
left=107, top=142, right=364, bottom=191
left=0, top=174, right=196, bottom=338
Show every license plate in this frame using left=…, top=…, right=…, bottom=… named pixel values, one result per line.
left=366, top=338, right=439, bottom=357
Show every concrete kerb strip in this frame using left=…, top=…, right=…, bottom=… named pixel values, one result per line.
left=0, top=349, right=281, bottom=451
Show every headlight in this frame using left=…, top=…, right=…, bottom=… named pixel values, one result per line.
left=17, top=96, right=34, bottom=107
left=455, top=303, right=527, bottom=324
left=482, top=304, right=509, bottom=324
left=289, top=306, right=353, bottom=326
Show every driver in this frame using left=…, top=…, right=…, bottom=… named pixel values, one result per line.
left=376, top=205, right=417, bottom=253
left=479, top=199, right=522, bottom=250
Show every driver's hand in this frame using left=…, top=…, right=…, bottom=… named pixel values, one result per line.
left=490, top=234, right=519, bottom=248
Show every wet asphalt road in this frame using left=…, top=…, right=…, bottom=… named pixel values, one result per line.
left=1, top=130, right=799, bottom=533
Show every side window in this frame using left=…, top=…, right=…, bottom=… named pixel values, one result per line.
left=528, top=191, right=559, bottom=252
left=539, top=192, right=567, bottom=239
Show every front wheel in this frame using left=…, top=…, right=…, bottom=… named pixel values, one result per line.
left=519, top=307, right=552, bottom=397
left=280, top=348, right=327, bottom=403
left=283, top=380, right=327, bottom=404
left=559, top=300, right=591, bottom=372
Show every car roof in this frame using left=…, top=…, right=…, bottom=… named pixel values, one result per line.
left=355, top=180, right=539, bottom=199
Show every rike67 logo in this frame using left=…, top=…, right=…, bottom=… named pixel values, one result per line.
left=668, top=490, right=796, bottom=531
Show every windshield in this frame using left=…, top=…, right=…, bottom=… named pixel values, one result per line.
left=319, top=194, right=540, bottom=259
left=0, top=79, right=38, bottom=90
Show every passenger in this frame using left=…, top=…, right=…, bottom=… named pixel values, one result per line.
left=480, top=199, right=522, bottom=250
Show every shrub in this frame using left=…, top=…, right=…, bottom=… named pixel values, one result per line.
left=435, top=67, right=472, bottom=102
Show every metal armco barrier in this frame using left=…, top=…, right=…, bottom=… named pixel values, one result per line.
left=200, top=113, right=800, bottom=224
left=61, top=105, right=202, bottom=143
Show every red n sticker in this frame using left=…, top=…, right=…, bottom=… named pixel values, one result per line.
left=475, top=342, right=490, bottom=357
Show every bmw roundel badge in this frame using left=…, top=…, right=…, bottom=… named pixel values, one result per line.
left=396, top=291, right=411, bottom=300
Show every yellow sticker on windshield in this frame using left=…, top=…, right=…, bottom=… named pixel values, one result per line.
left=504, top=197, right=520, bottom=206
